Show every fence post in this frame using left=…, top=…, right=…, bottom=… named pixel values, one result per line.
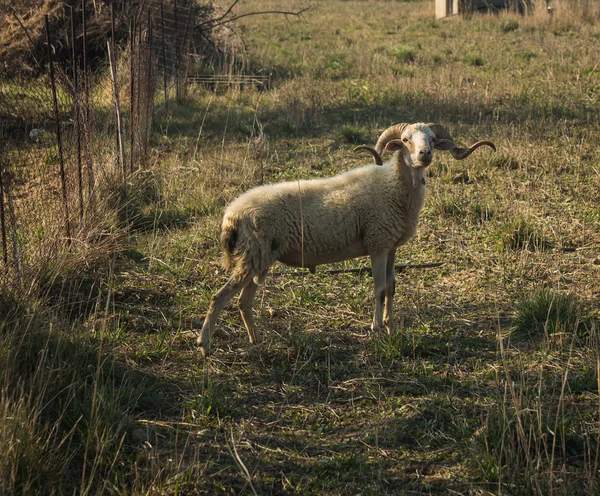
left=82, top=0, right=94, bottom=197
left=45, top=15, right=71, bottom=242
left=174, top=0, right=179, bottom=101
left=0, top=136, right=7, bottom=265
left=5, top=176, right=22, bottom=276
left=70, top=6, right=84, bottom=221
left=145, top=13, right=153, bottom=158
left=111, top=1, right=117, bottom=52
left=130, top=19, right=135, bottom=174
left=136, top=21, right=142, bottom=167
left=180, top=6, right=193, bottom=100
left=160, top=0, right=168, bottom=112
left=111, top=1, right=121, bottom=160
left=108, top=40, right=126, bottom=193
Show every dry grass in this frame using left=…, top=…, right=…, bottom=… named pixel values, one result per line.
left=1, top=0, right=600, bottom=493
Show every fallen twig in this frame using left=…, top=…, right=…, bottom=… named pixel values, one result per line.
left=138, top=419, right=207, bottom=429
left=329, top=395, right=378, bottom=404
left=227, top=429, right=258, bottom=496
left=271, top=262, right=444, bottom=277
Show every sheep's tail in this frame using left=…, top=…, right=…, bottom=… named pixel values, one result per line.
left=220, top=223, right=238, bottom=271
left=220, top=216, right=274, bottom=284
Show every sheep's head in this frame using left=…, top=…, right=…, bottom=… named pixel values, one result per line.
left=384, top=123, right=443, bottom=168
left=354, top=122, right=496, bottom=168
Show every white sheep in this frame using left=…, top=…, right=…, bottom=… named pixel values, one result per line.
left=198, top=122, right=495, bottom=356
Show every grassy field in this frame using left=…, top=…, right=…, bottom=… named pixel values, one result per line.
left=2, top=0, right=600, bottom=493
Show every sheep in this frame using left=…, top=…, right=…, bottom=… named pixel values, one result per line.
left=198, top=122, right=496, bottom=356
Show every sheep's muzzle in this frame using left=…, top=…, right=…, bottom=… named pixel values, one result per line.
left=416, top=148, right=432, bottom=167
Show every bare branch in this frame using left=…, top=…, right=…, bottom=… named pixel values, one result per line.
left=215, top=0, right=241, bottom=25
left=197, top=4, right=310, bottom=30
left=11, top=10, right=41, bottom=67
left=209, top=7, right=311, bottom=30
left=196, top=0, right=241, bottom=28
left=196, top=29, right=218, bottom=52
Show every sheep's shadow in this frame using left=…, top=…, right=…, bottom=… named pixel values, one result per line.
left=201, top=295, right=502, bottom=392
left=172, top=300, right=504, bottom=492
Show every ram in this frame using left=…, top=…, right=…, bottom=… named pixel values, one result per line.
left=198, top=123, right=495, bottom=356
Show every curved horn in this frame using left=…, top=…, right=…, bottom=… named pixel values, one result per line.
left=449, top=140, right=496, bottom=160
left=374, top=123, right=410, bottom=155
left=427, top=123, right=496, bottom=160
left=353, top=145, right=383, bottom=166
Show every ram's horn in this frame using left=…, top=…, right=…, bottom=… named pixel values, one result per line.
left=427, top=123, right=496, bottom=160
left=449, top=140, right=497, bottom=160
left=374, top=123, right=410, bottom=155
left=353, top=145, right=383, bottom=166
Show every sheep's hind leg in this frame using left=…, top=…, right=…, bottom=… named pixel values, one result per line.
left=239, top=269, right=268, bottom=343
left=370, top=253, right=388, bottom=332
left=239, top=282, right=258, bottom=343
left=198, top=273, right=254, bottom=357
left=383, top=250, right=397, bottom=335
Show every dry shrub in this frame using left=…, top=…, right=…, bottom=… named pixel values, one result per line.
left=0, top=0, right=219, bottom=79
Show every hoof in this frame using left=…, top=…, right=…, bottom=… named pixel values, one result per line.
left=370, top=323, right=385, bottom=333
left=383, top=321, right=397, bottom=335
left=197, top=335, right=210, bottom=357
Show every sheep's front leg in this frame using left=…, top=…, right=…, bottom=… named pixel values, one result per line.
left=370, top=253, right=388, bottom=332
left=198, top=274, right=253, bottom=357
left=383, top=250, right=397, bottom=335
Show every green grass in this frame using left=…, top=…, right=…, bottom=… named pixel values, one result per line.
left=391, top=45, right=417, bottom=63
left=500, top=19, right=520, bottom=32
left=501, top=218, right=553, bottom=251
left=337, top=123, right=369, bottom=144
left=0, top=303, right=160, bottom=494
left=512, top=288, right=592, bottom=339
left=464, top=53, right=485, bottom=66
left=2, top=0, right=600, bottom=493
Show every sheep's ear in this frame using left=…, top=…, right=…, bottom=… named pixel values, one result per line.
left=433, top=138, right=456, bottom=151
left=385, top=139, right=404, bottom=152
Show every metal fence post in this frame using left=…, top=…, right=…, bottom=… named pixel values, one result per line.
left=108, top=40, right=126, bottom=193
left=160, top=0, right=168, bottom=112
left=82, top=0, right=94, bottom=197
left=111, top=1, right=117, bottom=52
left=180, top=6, right=193, bottom=100
left=174, top=0, right=179, bottom=101
left=45, top=15, right=71, bottom=242
left=145, top=13, right=153, bottom=158
left=0, top=136, right=7, bottom=265
left=136, top=21, right=142, bottom=167
left=130, top=19, right=135, bottom=173
left=70, top=6, right=84, bottom=221
left=111, top=1, right=121, bottom=162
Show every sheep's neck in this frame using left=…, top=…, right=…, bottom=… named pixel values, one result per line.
left=395, top=158, right=426, bottom=191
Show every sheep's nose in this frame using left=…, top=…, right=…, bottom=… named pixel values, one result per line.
left=419, top=148, right=432, bottom=158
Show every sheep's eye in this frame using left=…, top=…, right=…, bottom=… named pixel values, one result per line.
left=402, top=137, right=410, bottom=143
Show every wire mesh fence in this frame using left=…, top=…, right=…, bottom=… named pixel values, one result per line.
left=0, top=0, right=197, bottom=287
